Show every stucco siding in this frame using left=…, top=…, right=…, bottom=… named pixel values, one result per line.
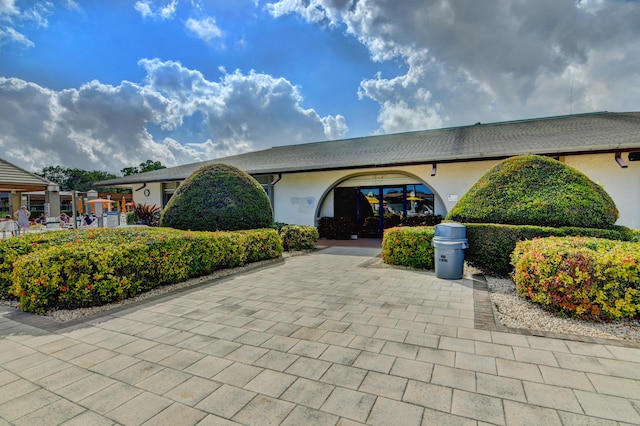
left=271, top=156, right=638, bottom=229
left=565, top=153, right=639, bottom=229
left=132, top=182, right=163, bottom=208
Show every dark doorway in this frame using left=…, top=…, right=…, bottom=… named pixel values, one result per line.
left=334, top=183, right=435, bottom=237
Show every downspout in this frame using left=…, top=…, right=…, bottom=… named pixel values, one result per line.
left=269, top=174, right=282, bottom=220
left=270, top=174, right=282, bottom=186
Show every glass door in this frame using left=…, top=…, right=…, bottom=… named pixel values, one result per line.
left=358, top=187, right=381, bottom=236
left=335, top=182, right=436, bottom=237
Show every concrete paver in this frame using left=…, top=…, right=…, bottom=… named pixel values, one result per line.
left=0, top=245, right=639, bottom=425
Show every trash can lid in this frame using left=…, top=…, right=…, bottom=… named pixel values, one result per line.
left=435, top=222, right=466, bottom=239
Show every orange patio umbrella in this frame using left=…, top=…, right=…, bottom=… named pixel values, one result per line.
left=85, top=198, right=117, bottom=212
left=77, top=199, right=83, bottom=215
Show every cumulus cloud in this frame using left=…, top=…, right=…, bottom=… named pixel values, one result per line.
left=268, top=0, right=640, bottom=130
left=134, top=0, right=178, bottom=20
left=185, top=16, right=223, bottom=43
left=140, top=58, right=347, bottom=149
left=0, top=60, right=348, bottom=173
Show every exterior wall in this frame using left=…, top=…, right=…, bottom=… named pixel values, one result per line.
left=139, top=153, right=639, bottom=230
left=565, top=153, right=639, bottom=229
left=272, top=173, right=332, bottom=226
left=132, top=182, right=163, bottom=208
left=272, top=155, right=639, bottom=229
left=271, top=161, right=501, bottom=226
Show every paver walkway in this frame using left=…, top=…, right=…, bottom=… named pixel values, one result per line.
left=1, top=246, right=639, bottom=425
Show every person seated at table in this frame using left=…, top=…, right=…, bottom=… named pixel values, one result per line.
left=36, top=212, right=46, bottom=224
left=0, top=215, right=16, bottom=236
left=59, top=213, right=70, bottom=228
left=83, top=214, right=93, bottom=226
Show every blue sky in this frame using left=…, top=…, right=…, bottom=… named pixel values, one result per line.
left=1, top=0, right=640, bottom=174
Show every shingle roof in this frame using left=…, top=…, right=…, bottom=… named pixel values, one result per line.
left=0, top=157, right=53, bottom=192
left=96, top=111, right=640, bottom=186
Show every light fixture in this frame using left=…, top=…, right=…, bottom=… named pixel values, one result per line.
left=431, top=162, right=437, bottom=176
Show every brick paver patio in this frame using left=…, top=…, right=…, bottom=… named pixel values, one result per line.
left=1, top=246, right=639, bottom=425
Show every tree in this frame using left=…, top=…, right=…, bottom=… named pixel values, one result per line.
left=121, top=160, right=166, bottom=176
left=36, top=166, right=119, bottom=192
left=36, top=166, right=69, bottom=187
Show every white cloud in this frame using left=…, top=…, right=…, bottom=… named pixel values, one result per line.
left=0, top=60, right=348, bottom=173
left=0, top=0, right=52, bottom=49
left=0, top=26, right=33, bottom=47
left=268, top=0, right=640, bottom=130
left=134, top=0, right=178, bottom=20
left=185, top=16, right=223, bottom=43
left=0, top=0, right=19, bottom=16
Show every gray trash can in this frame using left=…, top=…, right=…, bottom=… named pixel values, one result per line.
left=432, top=222, right=468, bottom=280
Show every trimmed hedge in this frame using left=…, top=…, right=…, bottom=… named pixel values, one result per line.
left=512, top=236, right=640, bottom=319
left=447, top=155, right=619, bottom=229
left=465, top=223, right=635, bottom=275
left=400, top=215, right=443, bottom=227
left=280, top=225, right=319, bottom=251
left=382, top=226, right=436, bottom=269
left=160, top=163, right=273, bottom=231
left=7, top=228, right=283, bottom=313
left=318, top=217, right=355, bottom=239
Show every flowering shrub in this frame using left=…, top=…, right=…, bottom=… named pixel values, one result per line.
left=465, top=223, right=635, bottom=275
left=279, top=225, right=319, bottom=251
left=7, top=227, right=282, bottom=313
left=382, top=226, right=435, bottom=269
left=0, top=230, right=103, bottom=297
left=512, top=236, right=640, bottom=319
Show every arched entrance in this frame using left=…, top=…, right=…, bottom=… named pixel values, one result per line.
left=318, top=172, right=444, bottom=237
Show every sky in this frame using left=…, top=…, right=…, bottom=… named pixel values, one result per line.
left=1, top=0, right=640, bottom=175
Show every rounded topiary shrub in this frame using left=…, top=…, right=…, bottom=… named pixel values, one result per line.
left=159, top=163, right=273, bottom=231
left=446, top=155, right=619, bottom=229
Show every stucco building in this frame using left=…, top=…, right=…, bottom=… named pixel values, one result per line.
left=96, top=111, right=640, bottom=232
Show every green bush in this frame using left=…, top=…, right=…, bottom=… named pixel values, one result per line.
left=132, top=202, right=161, bottom=226
left=0, top=230, right=98, bottom=297
left=318, top=217, right=355, bottom=239
left=400, top=215, right=443, bottom=227
left=447, top=155, right=619, bottom=229
left=465, top=223, right=635, bottom=275
left=7, top=227, right=283, bottom=313
left=280, top=225, right=319, bottom=251
left=125, top=211, right=138, bottom=225
left=382, top=226, right=435, bottom=269
left=512, top=236, right=640, bottom=319
left=160, top=163, right=273, bottom=231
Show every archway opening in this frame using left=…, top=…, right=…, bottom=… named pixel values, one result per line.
left=325, top=172, right=441, bottom=237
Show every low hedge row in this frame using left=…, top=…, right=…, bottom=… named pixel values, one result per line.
left=318, top=217, right=355, bottom=239
left=465, top=223, right=635, bottom=275
left=7, top=228, right=283, bottom=313
left=280, top=225, right=319, bottom=251
left=382, top=226, right=436, bottom=269
left=512, top=236, right=640, bottom=319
